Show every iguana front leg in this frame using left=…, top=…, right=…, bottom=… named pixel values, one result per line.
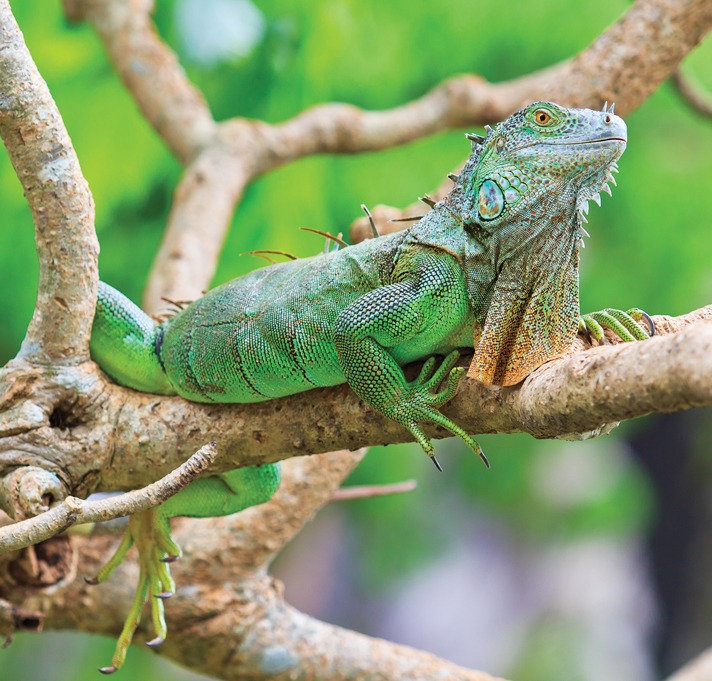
left=580, top=307, right=655, bottom=343
left=332, top=254, right=489, bottom=470
left=560, top=307, right=654, bottom=442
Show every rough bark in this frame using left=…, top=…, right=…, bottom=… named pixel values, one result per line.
left=0, top=0, right=98, bottom=364
left=0, top=443, right=217, bottom=553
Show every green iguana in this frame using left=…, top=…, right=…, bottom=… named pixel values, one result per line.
left=87, top=101, right=653, bottom=672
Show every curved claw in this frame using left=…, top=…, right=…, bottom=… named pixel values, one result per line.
left=160, top=554, right=180, bottom=563
left=641, top=311, right=656, bottom=336
left=627, top=307, right=656, bottom=336
left=146, top=636, right=165, bottom=648
left=98, top=666, right=118, bottom=675
left=578, top=317, right=593, bottom=345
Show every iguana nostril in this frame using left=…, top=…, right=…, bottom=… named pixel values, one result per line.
left=604, top=113, right=613, bottom=124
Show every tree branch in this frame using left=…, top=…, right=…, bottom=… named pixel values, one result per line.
left=0, top=0, right=98, bottom=364
left=82, top=308, right=712, bottom=491
left=330, top=479, right=418, bottom=501
left=0, top=307, right=707, bottom=497
left=0, top=443, right=216, bottom=554
left=0, top=597, right=43, bottom=642
left=62, top=0, right=216, bottom=165
left=38, top=450, right=506, bottom=681
left=671, top=68, right=712, bottom=119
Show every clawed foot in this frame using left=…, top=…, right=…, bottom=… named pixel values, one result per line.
left=398, top=351, right=489, bottom=471
left=579, top=307, right=655, bottom=344
left=86, top=509, right=180, bottom=673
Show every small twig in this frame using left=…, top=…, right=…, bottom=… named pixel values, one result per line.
left=330, top=479, right=418, bottom=501
left=360, top=204, right=379, bottom=238
left=159, top=296, right=193, bottom=310
left=0, top=443, right=218, bottom=555
left=671, top=69, right=712, bottom=119
left=389, top=216, right=426, bottom=223
left=240, top=250, right=299, bottom=262
left=299, top=228, right=349, bottom=248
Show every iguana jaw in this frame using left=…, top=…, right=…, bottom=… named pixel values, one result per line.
left=511, top=135, right=627, bottom=152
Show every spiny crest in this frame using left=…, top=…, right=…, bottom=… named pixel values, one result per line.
left=576, top=102, right=622, bottom=248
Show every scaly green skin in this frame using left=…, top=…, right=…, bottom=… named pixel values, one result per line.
left=88, top=101, right=653, bottom=672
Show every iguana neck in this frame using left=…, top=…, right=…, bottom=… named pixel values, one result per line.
left=403, top=166, right=581, bottom=327
left=407, top=163, right=582, bottom=271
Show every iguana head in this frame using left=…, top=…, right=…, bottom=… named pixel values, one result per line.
left=463, top=101, right=626, bottom=228
left=461, top=102, right=627, bottom=386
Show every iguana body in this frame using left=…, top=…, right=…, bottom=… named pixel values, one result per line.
left=88, top=102, right=651, bottom=672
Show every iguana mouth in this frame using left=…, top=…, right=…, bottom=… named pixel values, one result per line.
left=558, top=137, right=627, bottom=144
left=539, top=137, right=627, bottom=146
left=512, top=137, right=626, bottom=153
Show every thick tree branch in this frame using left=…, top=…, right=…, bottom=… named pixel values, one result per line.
left=0, top=307, right=708, bottom=497
left=62, top=0, right=216, bottom=165
left=143, top=133, right=256, bottom=309
left=0, top=0, right=98, bottom=364
left=0, top=597, right=43, bottom=639
left=38, top=451, right=505, bottom=681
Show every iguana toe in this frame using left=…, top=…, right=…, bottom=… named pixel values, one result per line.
left=90, top=509, right=179, bottom=673
left=401, top=352, right=489, bottom=469
left=580, top=307, right=653, bottom=344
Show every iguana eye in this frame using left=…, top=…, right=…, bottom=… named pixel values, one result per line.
left=535, top=109, right=552, bottom=125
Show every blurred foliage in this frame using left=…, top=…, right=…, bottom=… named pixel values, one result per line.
left=1, top=0, right=711, bottom=678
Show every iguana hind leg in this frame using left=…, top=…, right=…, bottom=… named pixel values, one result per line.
left=95, top=509, right=173, bottom=674
left=87, top=464, right=281, bottom=673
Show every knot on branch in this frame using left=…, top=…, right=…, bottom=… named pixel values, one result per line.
left=0, top=467, right=66, bottom=521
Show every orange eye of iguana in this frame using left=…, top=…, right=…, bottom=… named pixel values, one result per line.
left=535, top=109, right=552, bottom=125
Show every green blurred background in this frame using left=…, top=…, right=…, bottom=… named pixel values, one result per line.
left=1, top=0, right=711, bottom=679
